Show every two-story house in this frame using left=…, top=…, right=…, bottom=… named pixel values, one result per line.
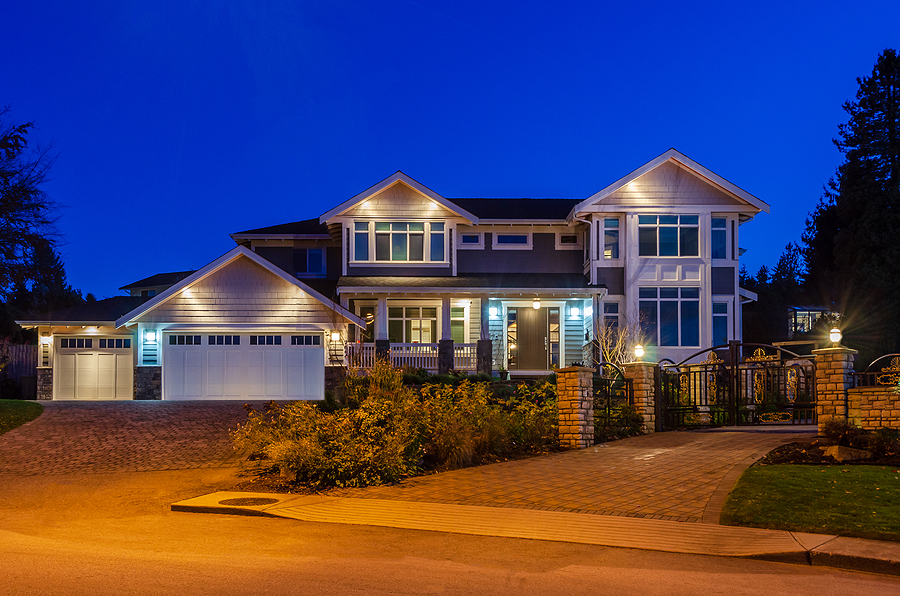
left=19, top=149, right=767, bottom=401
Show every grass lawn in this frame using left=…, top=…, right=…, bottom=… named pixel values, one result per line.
left=721, top=464, right=900, bottom=541
left=0, top=400, right=43, bottom=436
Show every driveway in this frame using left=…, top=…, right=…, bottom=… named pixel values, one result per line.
left=0, top=401, right=813, bottom=523
left=0, top=401, right=256, bottom=475
left=328, top=426, right=815, bottom=523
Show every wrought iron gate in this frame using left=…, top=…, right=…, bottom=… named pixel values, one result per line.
left=656, top=341, right=816, bottom=431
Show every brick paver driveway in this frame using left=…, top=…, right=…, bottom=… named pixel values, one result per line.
left=0, top=401, right=256, bottom=475
left=329, top=427, right=814, bottom=523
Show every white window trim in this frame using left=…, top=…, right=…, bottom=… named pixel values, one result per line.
left=457, top=231, right=484, bottom=250
left=637, top=215, right=700, bottom=258
left=492, top=232, right=533, bottom=251
left=350, top=220, right=449, bottom=265
left=601, top=216, right=622, bottom=261
left=555, top=231, right=583, bottom=251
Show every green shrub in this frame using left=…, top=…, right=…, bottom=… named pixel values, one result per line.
left=594, top=403, right=644, bottom=443
left=821, top=417, right=865, bottom=447
left=871, top=427, right=900, bottom=457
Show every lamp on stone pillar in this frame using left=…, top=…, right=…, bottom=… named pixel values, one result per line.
left=829, top=327, right=842, bottom=347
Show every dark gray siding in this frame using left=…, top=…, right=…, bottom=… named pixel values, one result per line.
left=326, top=246, right=342, bottom=279
left=254, top=247, right=293, bottom=273
left=596, top=267, right=625, bottom=295
left=457, top=233, right=582, bottom=274
left=711, top=267, right=736, bottom=295
left=347, top=266, right=453, bottom=277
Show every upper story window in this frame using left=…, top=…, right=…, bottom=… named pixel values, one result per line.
left=638, top=215, right=699, bottom=257
left=711, top=218, right=727, bottom=259
left=353, top=221, right=445, bottom=263
left=295, top=248, right=325, bottom=276
left=603, top=218, right=620, bottom=259
left=492, top=233, right=532, bottom=250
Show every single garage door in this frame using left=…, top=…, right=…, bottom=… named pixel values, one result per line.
left=163, top=333, right=324, bottom=400
left=55, top=337, right=134, bottom=400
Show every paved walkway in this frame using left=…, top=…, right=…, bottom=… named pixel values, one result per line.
left=0, top=401, right=256, bottom=475
left=327, top=427, right=814, bottom=523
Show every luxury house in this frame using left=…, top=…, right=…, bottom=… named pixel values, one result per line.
left=18, top=149, right=768, bottom=401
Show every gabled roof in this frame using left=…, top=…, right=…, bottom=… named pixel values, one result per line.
left=17, top=296, right=151, bottom=326
left=447, top=198, right=580, bottom=221
left=230, top=218, right=331, bottom=240
left=119, top=271, right=196, bottom=291
left=568, top=148, right=770, bottom=219
left=115, top=246, right=364, bottom=328
left=319, top=171, right=479, bottom=224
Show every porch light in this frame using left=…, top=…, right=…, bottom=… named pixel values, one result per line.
left=144, top=330, right=157, bottom=343
left=489, top=307, right=498, bottom=318
left=829, top=327, right=842, bottom=346
left=532, top=298, right=541, bottom=309
left=39, top=335, right=52, bottom=346
left=330, top=332, right=341, bottom=342
left=634, top=344, right=644, bottom=360
left=570, top=307, right=580, bottom=318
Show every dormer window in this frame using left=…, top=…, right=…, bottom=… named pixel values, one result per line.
left=353, top=221, right=446, bottom=263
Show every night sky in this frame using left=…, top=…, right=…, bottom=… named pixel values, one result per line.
left=4, top=1, right=899, bottom=298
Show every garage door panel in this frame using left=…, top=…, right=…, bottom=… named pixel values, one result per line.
left=97, top=354, right=116, bottom=399
left=116, top=355, right=133, bottom=399
left=183, top=350, right=203, bottom=398
left=207, top=351, right=226, bottom=397
left=75, top=354, right=98, bottom=399
left=265, top=351, right=283, bottom=397
left=224, top=351, right=243, bottom=397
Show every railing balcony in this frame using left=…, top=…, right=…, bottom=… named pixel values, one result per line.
left=345, top=343, right=477, bottom=371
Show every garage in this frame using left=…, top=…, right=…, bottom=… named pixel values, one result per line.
left=55, top=337, right=134, bottom=400
left=162, top=333, right=325, bottom=400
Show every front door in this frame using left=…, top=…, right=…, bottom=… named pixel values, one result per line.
left=516, top=307, right=548, bottom=370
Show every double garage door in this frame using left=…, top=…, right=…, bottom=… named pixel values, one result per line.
left=163, top=333, right=325, bottom=400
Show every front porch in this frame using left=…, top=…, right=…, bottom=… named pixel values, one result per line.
left=347, top=342, right=479, bottom=372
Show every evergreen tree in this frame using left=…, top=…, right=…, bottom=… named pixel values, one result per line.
left=802, top=49, right=900, bottom=360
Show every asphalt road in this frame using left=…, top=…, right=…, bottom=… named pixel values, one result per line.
left=2, top=468, right=900, bottom=596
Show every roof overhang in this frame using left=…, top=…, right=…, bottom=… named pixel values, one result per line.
left=319, top=171, right=479, bottom=224
left=17, top=320, right=117, bottom=328
left=115, top=246, right=365, bottom=328
left=739, top=287, right=759, bottom=303
left=567, top=148, right=770, bottom=220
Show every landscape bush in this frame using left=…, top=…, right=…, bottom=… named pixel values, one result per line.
left=232, top=361, right=559, bottom=487
left=594, top=403, right=644, bottom=443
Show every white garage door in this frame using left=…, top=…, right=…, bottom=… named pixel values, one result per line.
left=55, top=337, right=134, bottom=400
left=163, top=333, right=325, bottom=400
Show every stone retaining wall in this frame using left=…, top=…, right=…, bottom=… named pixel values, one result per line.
left=848, top=386, right=900, bottom=430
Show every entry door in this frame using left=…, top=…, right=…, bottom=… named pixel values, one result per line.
left=517, top=307, right=548, bottom=370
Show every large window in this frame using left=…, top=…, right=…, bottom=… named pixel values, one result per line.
left=388, top=307, right=437, bottom=343
left=353, top=221, right=445, bottom=263
left=711, top=218, right=727, bottom=259
left=638, top=215, right=699, bottom=257
left=639, top=287, right=700, bottom=347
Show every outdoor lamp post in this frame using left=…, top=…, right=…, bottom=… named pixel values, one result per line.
left=634, top=344, right=644, bottom=361
left=830, top=327, right=842, bottom=347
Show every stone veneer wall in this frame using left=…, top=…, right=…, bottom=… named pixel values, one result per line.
left=556, top=366, right=594, bottom=449
left=134, top=366, right=162, bottom=400
left=848, top=386, right=900, bottom=430
left=36, top=367, right=52, bottom=400
left=324, top=366, right=346, bottom=396
left=812, top=347, right=857, bottom=434
left=622, top=361, right=657, bottom=433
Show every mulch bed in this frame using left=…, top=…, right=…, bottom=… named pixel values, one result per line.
left=757, top=438, right=900, bottom=466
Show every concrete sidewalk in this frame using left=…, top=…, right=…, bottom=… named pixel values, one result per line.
left=172, top=490, right=900, bottom=576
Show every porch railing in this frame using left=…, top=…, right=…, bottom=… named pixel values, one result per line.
left=345, top=343, right=477, bottom=371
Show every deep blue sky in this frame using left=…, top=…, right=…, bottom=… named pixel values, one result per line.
left=5, top=1, right=899, bottom=298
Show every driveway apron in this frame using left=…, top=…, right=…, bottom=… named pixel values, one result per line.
left=0, top=401, right=254, bottom=475
left=327, top=427, right=814, bottom=523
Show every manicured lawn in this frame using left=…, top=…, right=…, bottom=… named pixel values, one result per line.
left=721, top=464, right=900, bottom=541
left=0, top=400, right=43, bottom=435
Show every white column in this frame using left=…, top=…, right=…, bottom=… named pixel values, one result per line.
left=441, top=295, right=452, bottom=340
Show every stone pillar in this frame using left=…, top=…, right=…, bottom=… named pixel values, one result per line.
left=438, top=339, right=454, bottom=374
left=812, top=346, right=857, bottom=434
left=134, top=366, right=162, bottom=400
left=556, top=366, right=595, bottom=449
left=476, top=339, right=492, bottom=375
left=622, top=361, right=657, bottom=433
left=36, top=367, right=53, bottom=401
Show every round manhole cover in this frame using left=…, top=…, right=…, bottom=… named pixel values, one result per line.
left=218, top=497, right=279, bottom=506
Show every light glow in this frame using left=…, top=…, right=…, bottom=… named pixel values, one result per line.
left=532, top=299, right=541, bottom=310
left=144, top=330, right=157, bottom=343
left=571, top=307, right=580, bottom=318
left=330, top=332, right=341, bottom=342
left=830, top=327, right=842, bottom=345
left=634, top=344, right=645, bottom=360
left=39, top=336, right=52, bottom=345
left=489, top=307, right=498, bottom=317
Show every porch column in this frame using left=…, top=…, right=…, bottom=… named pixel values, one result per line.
left=479, top=295, right=490, bottom=339
left=591, top=293, right=602, bottom=366
left=438, top=295, right=453, bottom=374
left=375, top=294, right=390, bottom=361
